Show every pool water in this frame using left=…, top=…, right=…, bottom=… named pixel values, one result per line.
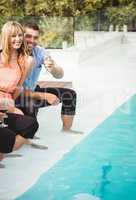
left=16, top=95, right=136, bottom=200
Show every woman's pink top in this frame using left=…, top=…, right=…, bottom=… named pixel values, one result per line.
left=0, top=65, right=21, bottom=108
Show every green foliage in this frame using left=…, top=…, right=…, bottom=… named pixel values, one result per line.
left=25, top=0, right=75, bottom=16
left=105, top=3, right=136, bottom=27
left=38, top=17, right=74, bottom=48
left=0, top=0, right=112, bottom=17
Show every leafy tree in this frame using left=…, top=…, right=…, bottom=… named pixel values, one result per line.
left=105, top=1, right=136, bottom=28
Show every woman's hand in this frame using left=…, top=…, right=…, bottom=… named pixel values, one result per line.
left=7, top=106, right=15, bottom=113
left=0, top=98, right=15, bottom=113
left=0, top=105, right=24, bottom=115
left=7, top=107, right=24, bottom=115
left=0, top=112, right=5, bottom=121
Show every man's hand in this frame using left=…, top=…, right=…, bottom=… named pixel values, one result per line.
left=40, top=93, right=60, bottom=105
left=44, top=56, right=64, bottom=79
left=44, top=56, right=55, bottom=73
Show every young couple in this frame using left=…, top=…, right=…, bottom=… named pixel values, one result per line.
left=0, top=20, right=81, bottom=168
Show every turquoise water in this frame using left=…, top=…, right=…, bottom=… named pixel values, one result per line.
left=16, top=95, right=136, bottom=200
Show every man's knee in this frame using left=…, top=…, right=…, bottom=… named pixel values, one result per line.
left=70, top=89, right=77, bottom=99
left=62, top=88, right=77, bottom=101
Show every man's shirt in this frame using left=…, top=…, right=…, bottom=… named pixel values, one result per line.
left=23, top=45, right=48, bottom=91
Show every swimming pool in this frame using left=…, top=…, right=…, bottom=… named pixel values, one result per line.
left=16, top=94, right=136, bottom=200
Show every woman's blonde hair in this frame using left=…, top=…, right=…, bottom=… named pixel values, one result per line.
left=0, top=21, right=28, bottom=72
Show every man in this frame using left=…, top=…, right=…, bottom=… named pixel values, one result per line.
left=16, top=22, right=81, bottom=133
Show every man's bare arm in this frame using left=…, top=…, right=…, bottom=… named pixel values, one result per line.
left=24, top=90, right=60, bottom=105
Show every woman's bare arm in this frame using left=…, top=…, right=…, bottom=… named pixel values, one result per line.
left=12, top=56, right=34, bottom=100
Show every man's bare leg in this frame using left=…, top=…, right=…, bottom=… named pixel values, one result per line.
left=62, top=115, right=74, bottom=131
left=61, top=115, right=83, bottom=134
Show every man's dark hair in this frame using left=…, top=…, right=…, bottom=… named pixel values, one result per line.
left=23, top=21, right=40, bottom=31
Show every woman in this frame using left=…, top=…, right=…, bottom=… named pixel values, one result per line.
left=0, top=21, right=43, bottom=167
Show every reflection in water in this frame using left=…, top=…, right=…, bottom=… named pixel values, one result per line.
left=92, top=161, right=112, bottom=199
left=72, top=193, right=101, bottom=200
left=99, top=161, right=112, bottom=199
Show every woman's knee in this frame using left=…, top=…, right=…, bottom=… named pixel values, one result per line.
left=27, top=117, right=39, bottom=137
left=0, top=128, right=15, bottom=153
left=15, top=115, right=39, bottom=139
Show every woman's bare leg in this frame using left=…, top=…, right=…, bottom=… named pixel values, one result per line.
left=0, top=153, right=5, bottom=168
left=0, top=153, right=4, bottom=161
left=0, top=136, right=26, bottom=168
left=13, top=135, right=48, bottom=150
left=13, top=135, right=27, bottom=151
